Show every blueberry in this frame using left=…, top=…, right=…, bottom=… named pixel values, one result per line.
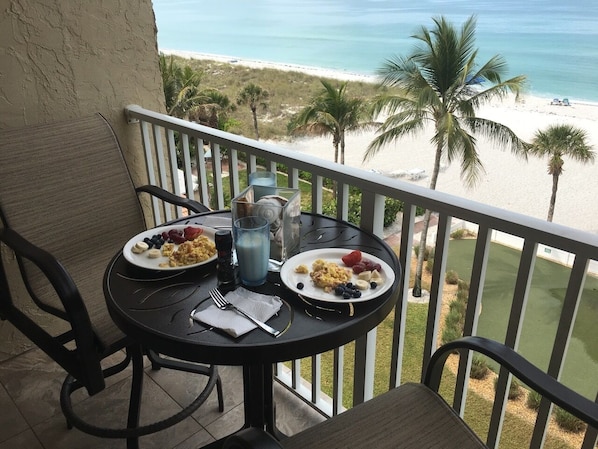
left=334, top=285, right=345, bottom=296
left=370, top=281, right=378, bottom=289
left=343, top=292, right=351, bottom=299
left=297, top=282, right=304, bottom=290
left=346, top=282, right=353, bottom=289
left=352, top=290, right=362, bottom=298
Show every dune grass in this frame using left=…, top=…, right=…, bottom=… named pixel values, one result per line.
left=166, top=54, right=382, bottom=140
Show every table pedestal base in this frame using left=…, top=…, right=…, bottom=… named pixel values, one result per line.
left=202, top=363, right=282, bottom=448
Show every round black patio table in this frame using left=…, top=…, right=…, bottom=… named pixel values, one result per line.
left=104, top=211, right=401, bottom=446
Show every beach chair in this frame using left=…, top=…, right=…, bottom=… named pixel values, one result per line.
left=223, top=336, right=598, bottom=449
left=0, top=114, right=222, bottom=448
left=563, top=98, right=571, bottom=106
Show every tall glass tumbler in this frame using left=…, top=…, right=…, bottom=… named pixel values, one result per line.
left=249, top=171, right=276, bottom=200
left=233, top=216, right=270, bottom=286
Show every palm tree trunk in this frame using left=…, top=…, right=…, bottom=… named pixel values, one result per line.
left=251, top=109, right=259, bottom=140
left=413, top=143, right=442, bottom=297
left=547, top=173, right=559, bottom=222
left=340, top=132, right=346, bottom=165
left=333, top=141, right=339, bottom=164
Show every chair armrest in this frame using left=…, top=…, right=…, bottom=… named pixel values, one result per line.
left=1, top=228, right=89, bottom=322
left=223, top=428, right=284, bottom=449
left=425, top=336, right=598, bottom=429
left=135, top=185, right=210, bottom=214
left=0, top=228, right=101, bottom=388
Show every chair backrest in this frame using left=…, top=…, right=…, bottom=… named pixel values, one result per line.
left=0, top=114, right=146, bottom=360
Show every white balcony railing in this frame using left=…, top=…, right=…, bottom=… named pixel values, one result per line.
left=125, top=104, right=598, bottom=449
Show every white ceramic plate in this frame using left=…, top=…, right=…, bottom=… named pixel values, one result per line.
left=123, top=224, right=217, bottom=270
left=280, top=248, right=395, bottom=303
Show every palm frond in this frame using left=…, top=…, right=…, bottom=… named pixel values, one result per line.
left=365, top=117, right=426, bottom=161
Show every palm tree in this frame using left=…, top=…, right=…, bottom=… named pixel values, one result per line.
left=289, top=80, right=376, bottom=165
left=189, top=89, right=234, bottom=129
left=364, top=15, right=527, bottom=296
left=159, top=54, right=204, bottom=118
left=528, top=124, right=594, bottom=222
left=160, top=54, right=232, bottom=125
left=237, top=83, right=269, bottom=140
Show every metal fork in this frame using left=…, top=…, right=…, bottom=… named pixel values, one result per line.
left=209, top=288, right=281, bottom=337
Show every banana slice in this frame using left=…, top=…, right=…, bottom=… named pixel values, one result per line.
left=131, top=241, right=149, bottom=254
left=355, top=280, right=370, bottom=290
left=371, top=269, right=384, bottom=283
left=147, top=248, right=161, bottom=259
left=357, top=270, right=372, bottom=281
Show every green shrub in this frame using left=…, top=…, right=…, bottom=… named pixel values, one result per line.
left=470, top=356, right=490, bottom=380
left=441, top=325, right=461, bottom=346
left=445, top=308, right=462, bottom=329
left=425, top=257, right=434, bottom=273
left=554, top=406, right=585, bottom=433
left=384, top=197, right=403, bottom=228
left=451, top=229, right=467, bottom=239
left=413, top=245, right=434, bottom=261
left=449, top=299, right=466, bottom=317
left=494, top=377, right=523, bottom=400
left=509, top=378, right=523, bottom=399
left=456, top=288, right=469, bottom=303
left=457, top=279, right=470, bottom=292
left=526, top=390, right=542, bottom=411
left=445, top=270, right=459, bottom=284
left=321, top=193, right=403, bottom=228
left=450, top=228, right=477, bottom=239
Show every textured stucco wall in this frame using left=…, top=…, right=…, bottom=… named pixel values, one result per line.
left=0, top=0, right=166, bottom=358
left=0, top=0, right=165, bottom=182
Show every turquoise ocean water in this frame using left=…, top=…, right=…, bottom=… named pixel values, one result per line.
left=153, top=0, right=598, bottom=103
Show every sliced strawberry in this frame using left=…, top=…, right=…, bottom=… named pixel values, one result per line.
left=341, top=250, right=362, bottom=267
left=184, top=226, right=203, bottom=241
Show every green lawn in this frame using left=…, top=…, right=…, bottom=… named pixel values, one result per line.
left=447, top=239, right=598, bottom=400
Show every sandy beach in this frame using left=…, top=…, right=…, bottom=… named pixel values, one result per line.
left=165, top=50, right=598, bottom=234
left=286, top=96, right=598, bottom=233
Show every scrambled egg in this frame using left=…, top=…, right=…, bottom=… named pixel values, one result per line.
left=310, top=259, right=352, bottom=292
left=160, top=235, right=216, bottom=267
left=294, top=264, right=309, bottom=274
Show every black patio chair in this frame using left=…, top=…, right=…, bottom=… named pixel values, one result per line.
left=0, top=113, right=223, bottom=448
left=223, top=336, right=598, bottom=449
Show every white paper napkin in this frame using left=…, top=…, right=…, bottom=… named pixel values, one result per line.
left=193, top=287, right=282, bottom=337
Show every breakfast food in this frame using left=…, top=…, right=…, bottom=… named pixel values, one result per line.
left=341, top=250, right=362, bottom=267
left=160, top=235, right=216, bottom=267
left=354, top=280, right=370, bottom=290
left=131, top=241, right=149, bottom=254
left=309, top=259, right=352, bottom=293
left=129, top=226, right=216, bottom=268
left=147, top=248, right=161, bottom=259
left=293, top=250, right=386, bottom=297
left=294, top=264, right=309, bottom=274
left=161, top=242, right=175, bottom=257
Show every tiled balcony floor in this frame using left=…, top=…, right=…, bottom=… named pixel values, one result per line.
left=0, top=347, right=324, bottom=449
